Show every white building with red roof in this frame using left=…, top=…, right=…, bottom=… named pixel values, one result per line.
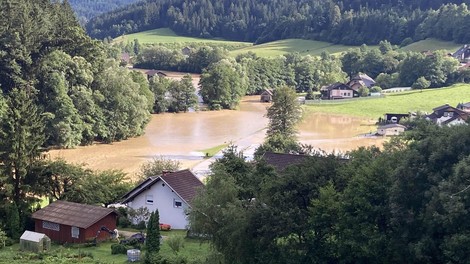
left=121, top=169, right=204, bottom=229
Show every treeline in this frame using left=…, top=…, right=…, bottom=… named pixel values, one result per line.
left=191, top=120, right=470, bottom=263
left=86, top=0, right=470, bottom=45
left=0, top=0, right=153, bottom=148
left=68, top=0, right=139, bottom=24
left=134, top=42, right=469, bottom=110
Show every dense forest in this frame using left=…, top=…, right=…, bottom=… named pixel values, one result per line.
left=87, top=0, right=470, bottom=45
left=68, top=0, right=139, bottom=24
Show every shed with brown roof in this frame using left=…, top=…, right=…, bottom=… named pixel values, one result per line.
left=121, top=169, right=204, bottom=229
left=32, top=201, right=117, bottom=244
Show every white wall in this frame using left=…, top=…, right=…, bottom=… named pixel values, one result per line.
left=127, top=180, right=190, bottom=230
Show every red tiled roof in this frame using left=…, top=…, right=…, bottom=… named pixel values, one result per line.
left=121, top=170, right=204, bottom=207
left=160, top=170, right=204, bottom=206
left=31, top=201, right=116, bottom=229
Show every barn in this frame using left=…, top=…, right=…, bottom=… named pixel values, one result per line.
left=31, top=200, right=118, bottom=244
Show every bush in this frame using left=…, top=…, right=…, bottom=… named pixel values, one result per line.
left=370, top=86, right=382, bottom=93
left=167, top=236, right=184, bottom=255
left=118, top=216, right=131, bottom=228
left=132, top=220, right=147, bottom=231
left=111, top=243, right=128, bottom=255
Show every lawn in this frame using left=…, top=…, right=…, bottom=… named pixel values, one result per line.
left=305, top=84, right=470, bottom=119
left=229, top=38, right=366, bottom=57
left=400, top=38, right=461, bottom=53
left=199, top=143, right=229, bottom=157
left=0, top=230, right=210, bottom=263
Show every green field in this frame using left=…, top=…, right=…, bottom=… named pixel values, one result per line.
left=305, top=84, right=470, bottom=119
left=400, top=38, right=461, bottom=53
left=115, top=28, right=464, bottom=58
left=228, top=39, right=362, bottom=57
left=114, top=28, right=252, bottom=50
left=0, top=230, right=210, bottom=263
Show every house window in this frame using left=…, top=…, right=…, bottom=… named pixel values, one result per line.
left=42, top=221, right=60, bottom=231
left=71, top=226, right=79, bottom=238
left=146, top=195, right=154, bottom=205
left=174, top=199, right=182, bottom=208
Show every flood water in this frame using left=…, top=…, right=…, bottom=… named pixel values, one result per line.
left=48, top=72, right=385, bottom=178
left=48, top=96, right=384, bottom=178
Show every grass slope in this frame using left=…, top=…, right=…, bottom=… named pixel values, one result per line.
left=114, top=28, right=251, bottom=46
left=400, top=38, right=461, bottom=53
left=229, top=39, right=361, bottom=57
left=305, top=84, right=470, bottom=119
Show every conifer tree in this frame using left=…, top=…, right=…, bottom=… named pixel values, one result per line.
left=145, top=209, right=161, bottom=262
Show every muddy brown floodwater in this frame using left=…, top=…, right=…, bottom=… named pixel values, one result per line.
left=48, top=96, right=385, bottom=178
left=48, top=71, right=385, bottom=178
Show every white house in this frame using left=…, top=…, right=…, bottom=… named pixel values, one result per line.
left=425, top=104, right=469, bottom=126
left=377, top=124, right=406, bottom=136
left=121, top=170, right=204, bottom=230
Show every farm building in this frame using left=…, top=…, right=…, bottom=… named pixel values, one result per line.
left=121, top=169, right=204, bottom=230
left=31, top=201, right=118, bottom=244
left=20, top=231, right=51, bottom=253
left=347, top=73, right=376, bottom=90
left=377, top=124, right=406, bottom=136
left=260, top=89, right=273, bottom=102
left=320, top=82, right=359, bottom=100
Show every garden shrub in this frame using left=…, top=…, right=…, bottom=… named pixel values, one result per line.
left=111, top=243, right=128, bottom=255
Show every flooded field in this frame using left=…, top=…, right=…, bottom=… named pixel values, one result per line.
left=48, top=95, right=385, bottom=177
left=48, top=71, right=385, bottom=177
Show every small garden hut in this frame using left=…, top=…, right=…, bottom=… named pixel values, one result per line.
left=20, top=230, right=51, bottom=253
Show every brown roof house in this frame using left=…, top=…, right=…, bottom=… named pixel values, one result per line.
left=32, top=201, right=117, bottom=244
left=425, top=104, right=470, bottom=126
left=121, top=169, right=204, bottom=230
left=347, top=73, right=376, bottom=91
left=145, top=70, right=168, bottom=80
left=260, top=89, right=273, bottom=102
left=321, top=82, right=359, bottom=100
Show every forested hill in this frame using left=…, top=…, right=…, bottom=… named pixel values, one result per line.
left=86, top=0, right=470, bottom=45
left=68, top=0, right=139, bottom=24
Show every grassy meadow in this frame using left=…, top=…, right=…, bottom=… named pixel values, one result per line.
left=114, top=28, right=252, bottom=50
left=115, top=28, right=463, bottom=57
left=228, top=38, right=361, bottom=57
left=0, top=230, right=210, bottom=263
left=400, top=38, right=461, bottom=53
left=305, top=84, right=470, bottom=119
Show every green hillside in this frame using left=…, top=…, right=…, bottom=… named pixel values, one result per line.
left=305, top=84, right=470, bottom=119
left=229, top=39, right=361, bottom=57
left=400, top=38, right=461, bottom=53
left=114, top=28, right=252, bottom=50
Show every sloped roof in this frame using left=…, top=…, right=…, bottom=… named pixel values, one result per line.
left=321, top=82, right=352, bottom=91
left=31, top=201, right=116, bottom=229
left=262, top=152, right=310, bottom=171
left=121, top=169, right=204, bottom=207
left=20, top=231, right=49, bottom=242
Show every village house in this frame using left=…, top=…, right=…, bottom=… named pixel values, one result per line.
left=31, top=201, right=118, bottom=244
left=377, top=123, right=407, bottom=136
left=320, top=82, right=359, bottom=100
left=425, top=104, right=469, bottom=126
left=347, top=73, right=376, bottom=91
left=145, top=70, right=168, bottom=80
left=453, top=44, right=470, bottom=63
left=457, top=102, right=470, bottom=113
left=121, top=169, right=204, bottom=230
left=260, top=89, right=273, bottom=102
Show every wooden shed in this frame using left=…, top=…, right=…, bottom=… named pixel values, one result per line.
left=32, top=201, right=118, bottom=244
left=20, top=231, right=51, bottom=253
left=260, top=89, right=273, bottom=102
